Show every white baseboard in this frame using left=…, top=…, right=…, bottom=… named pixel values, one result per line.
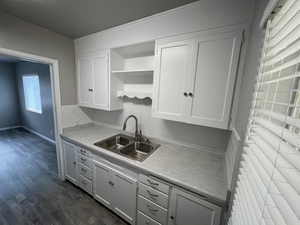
left=22, top=126, right=56, bottom=145
left=0, top=126, right=22, bottom=131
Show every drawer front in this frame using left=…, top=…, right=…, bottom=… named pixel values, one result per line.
left=137, top=211, right=161, bottom=225
left=78, top=148, right=90, bottom=157
left=78, top=175, right=92, bottom=194
left=138, top=196, right=167, bottom=225
left=79, top=163, right=93, bottom=180
left=139, top=183, right=168, bottom=209
left=78, top=155, right=92, bottom=168
left=139, top=175, right=169, bottom=194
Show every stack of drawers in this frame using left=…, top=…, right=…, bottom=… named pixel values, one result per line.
left=77, top=148, right=93, bottom=194
left=137, top=175, right=170, bottom=225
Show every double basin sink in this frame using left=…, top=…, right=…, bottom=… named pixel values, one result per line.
left=94, top=134, right=160, bottom=162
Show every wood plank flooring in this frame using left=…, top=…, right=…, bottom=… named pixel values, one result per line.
left=0, top=128, right=128, bottom=225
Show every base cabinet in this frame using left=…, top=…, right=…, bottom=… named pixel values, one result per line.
left=168, top=188, right=221, bottom=225
left=63, top=141, right=223, bottom=225
left=112, top=169, right=138, bottom=223
left=93, top=160, right=137, bottom=224
left=63, top=141, right=78, bottom=184
left=93, top=161, right=113, bottom=208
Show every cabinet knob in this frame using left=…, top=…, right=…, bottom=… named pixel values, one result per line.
left=183, top=92, right=188, bottom=97
left=73, top=161, right=76, bottom=165
left=170, top=216, right=175, bottom=220
left=188, top=92, right=193, bottom=97
left=88, top=88, right=93, bottom=92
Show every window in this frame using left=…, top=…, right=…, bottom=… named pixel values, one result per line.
left=22, top=75, right=42, bottom=114
left=229, top=0, right=300, bottom=225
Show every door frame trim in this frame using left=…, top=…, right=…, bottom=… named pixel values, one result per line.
left=0, top=47, right=65, bottom=179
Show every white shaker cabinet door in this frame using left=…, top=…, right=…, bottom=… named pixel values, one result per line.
left=168, top=188, right=222, bottom=225
left=77, top=57, right=93, bottom=106
left=93, top=161, right=114, bottom=208
left=63, top=141, right=78, bottom=185
left=152, top=39, right=197, bottom=122
left=111, top=169, right=137, bottom=224
left=92, top=54, right=109, bottom=109
left=187, top=30, right=242, bottom=129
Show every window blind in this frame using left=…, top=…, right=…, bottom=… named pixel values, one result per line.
left=229, top=0, right=300, bottom=225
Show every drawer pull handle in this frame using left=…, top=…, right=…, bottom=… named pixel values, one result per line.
left=147, top=179, right=159, bottom=186
left=147, top=190, right=158, bottom=198
left=147, top=205, right=158, bottom=213
left=73, top=161, right=76, bottom=165
left=108, top=181, right=114, bottom=186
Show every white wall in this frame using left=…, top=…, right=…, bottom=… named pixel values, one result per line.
left=0, top=11, right=76, bottom=105
left=92, top=102, right=231, bottom=153
left=73, top=0, right=256, bottom=153
left=225, top=0, right=269, bottom=190
left=75, top=0, right=254, bottom=53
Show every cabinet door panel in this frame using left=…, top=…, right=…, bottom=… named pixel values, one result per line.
left=112, top=169, right=137, bottom=224
left=93, top=55, right=109, bottom=109
left=153, top=40, right=196, bottom=120
left=93, top=161, right=113, bottom=208
left=169, top=188, right=221, bottom=225
left=78, top=58, right=93, bottom=105
left=188, top=31, right=242, bottom=129
left=63, top=141, right=78, bottom=184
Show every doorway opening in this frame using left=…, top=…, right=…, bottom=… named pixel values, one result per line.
left=0, top=47, right=64, bottom=179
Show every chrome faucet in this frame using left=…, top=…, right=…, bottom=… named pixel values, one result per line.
left=122, top=115, right=142, bottom=142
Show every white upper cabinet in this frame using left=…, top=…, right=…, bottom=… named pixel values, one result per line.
left=153, top=28, right=242, bottom=129
left=92, top=55, right=109, bottom=108
left=152, top=40, right=197, bottom=120
left=78, top=57, right=93, bottom=106
left=77, top=50, right=122, bottom=111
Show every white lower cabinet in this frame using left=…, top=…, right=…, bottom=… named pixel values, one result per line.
left=138, top=211, right=161, bottom=225
left=63, top=141, right=94, bottom=195
left=93, top=161, right=113, bottom=207
left=168, top=188, right=221, bottom=225
left=63, top=141, right=223, bottom=225
left=93, top=160, right=138, bottom=225
left=112, top=169, right=138, bottom=223
left=63, top=141, right=78, bottom=184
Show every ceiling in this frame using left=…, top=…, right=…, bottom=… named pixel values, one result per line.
left=0, top=0, right=198, bottom=39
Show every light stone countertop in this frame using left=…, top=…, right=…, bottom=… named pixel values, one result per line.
left=61, top=123, right=228, bottom=205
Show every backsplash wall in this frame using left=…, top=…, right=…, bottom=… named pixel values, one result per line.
left=63, top=101, right=231, bottom=154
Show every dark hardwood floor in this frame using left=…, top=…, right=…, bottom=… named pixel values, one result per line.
left=0, top=128, right=128, bottom=225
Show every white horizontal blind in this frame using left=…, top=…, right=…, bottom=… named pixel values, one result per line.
left=229, top=0, right=300, bottom=225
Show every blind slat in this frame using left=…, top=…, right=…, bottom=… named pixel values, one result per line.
left=230, top=1, right=300, bottom=224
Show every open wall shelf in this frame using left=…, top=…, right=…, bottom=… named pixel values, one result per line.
left=110, top=41, right=155, bottom=102
left=111, top=69, right=153, bottom=76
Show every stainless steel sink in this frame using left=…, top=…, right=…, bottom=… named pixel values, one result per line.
left=120, top=142, right=160, bottom=162
left=94, top=134, right=133, bottom=152
left=94, top=133, right=159, bottom=162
